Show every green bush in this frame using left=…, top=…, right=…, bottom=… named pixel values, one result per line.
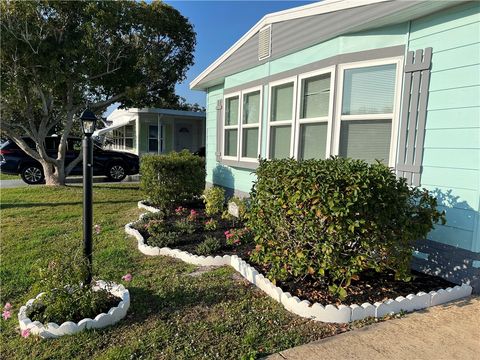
left=196, top=235, right=222, bottom=255
left=248, top=157, right=445, bottom=299
left=140, top=151, right=206, bottom=212
left=148, top=231, right=180, bottom=248
left=203, top=186, right=225, bottom=216
left=174, top=218, right=196, bottom=235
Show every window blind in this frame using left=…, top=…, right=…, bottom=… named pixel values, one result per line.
left=301, top=74, right=330, bottom=118
left=271, top=83, right=294, bottom=121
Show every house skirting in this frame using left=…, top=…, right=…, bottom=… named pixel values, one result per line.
left=412, top=240, right=480, bottom=294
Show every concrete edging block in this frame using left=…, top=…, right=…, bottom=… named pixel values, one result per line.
left=126, top=201, right=473, bottom=324
left=17, top=281, right=129, bottom=338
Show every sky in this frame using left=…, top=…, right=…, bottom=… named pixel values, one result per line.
left=105, top=0, right=315, bottom=116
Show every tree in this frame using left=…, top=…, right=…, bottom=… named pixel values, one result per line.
left=0, top=0, right=195, bottom=185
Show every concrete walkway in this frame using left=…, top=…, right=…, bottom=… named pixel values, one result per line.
left=267, top=296, right=480, bottom=360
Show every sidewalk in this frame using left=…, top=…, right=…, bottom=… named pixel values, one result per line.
left=267, top=296, right=480, bottom=360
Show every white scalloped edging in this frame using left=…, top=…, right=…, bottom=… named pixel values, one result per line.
left=18, top=281, right=130, bottom=338
left=127, top=201, right=473, bottom=323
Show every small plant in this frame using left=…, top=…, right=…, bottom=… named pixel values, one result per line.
left=174, top=218, right=196, bottom=235
left=224, top=228, right=251, bottom=246
left=147, top=231, right=180, bottom=248
left=196, top=235, right=222, bottom=255
left=145, top=219, right=168, bottom=237
left=203, top=186, right=225, bottom=216
left=175, top=206, right=187, bottom=216
left=187, top=209, right=199, bottom=221
left=204, top=218, right=218, bottom=231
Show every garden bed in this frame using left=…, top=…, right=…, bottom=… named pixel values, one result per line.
left=18, top=281, right=130, bottom=339
left=126, top=201, right=473, bottom=323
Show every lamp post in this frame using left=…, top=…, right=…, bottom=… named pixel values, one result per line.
left=80, top=109, right=97, bottom=284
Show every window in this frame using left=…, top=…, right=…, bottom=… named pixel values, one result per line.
left=335, top=60, right=401, bottom=166
left=296, top=69, right=334, bottom=160
left=223, top=94, right=239, bottom=159
left=267, top=78, right=296, bottom=159
left=148, top=124, right=164, bottom=153
left=110, top=124, right=135, bottom=151
left=223, top=86, right=262, bottom=162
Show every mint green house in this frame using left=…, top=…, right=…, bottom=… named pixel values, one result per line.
left=190, top=0, right=480, bottom=290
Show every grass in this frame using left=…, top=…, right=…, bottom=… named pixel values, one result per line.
left=0, top=184, right=368, bottom=359
left=0, top=173, right=19, bottom=180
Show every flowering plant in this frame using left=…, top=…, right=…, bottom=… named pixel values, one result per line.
left=204, top=218, right=217, bottom=231
left=175, top=206, right=187, bottom=216
left=224, top=228, right=250, bottom=246
left=187, top=209, right=198, bottom=222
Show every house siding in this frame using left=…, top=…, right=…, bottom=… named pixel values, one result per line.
left=407, top=1, right=480, bottom=254
left=205, top=2, right=480, bottom=288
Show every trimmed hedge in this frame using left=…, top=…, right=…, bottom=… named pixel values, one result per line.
left=248, top=157, right=445, bottom=299
left=140, top=151, right=206, bottom=212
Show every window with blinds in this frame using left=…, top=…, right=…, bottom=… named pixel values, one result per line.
left=222, top=87, right=262, bottom=162
left=296, top=70, right=333, bottom=160
left=337, top=62, right=398, bottom=165
left=268, top=79, right=295, bottom=159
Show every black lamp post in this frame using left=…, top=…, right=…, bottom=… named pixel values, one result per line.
left=80, top=109, right=97, bottom=284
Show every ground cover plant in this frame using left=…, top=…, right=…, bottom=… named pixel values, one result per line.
left=248, top=157, right=446, bottom=300
left=0, top=184, right=360, bottom=359
left=0, top=173, right=18, bottom=180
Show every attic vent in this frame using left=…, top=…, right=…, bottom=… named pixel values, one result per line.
left=258, top=26, right=271, bottom=60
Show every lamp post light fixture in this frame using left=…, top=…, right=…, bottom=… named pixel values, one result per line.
left=80, top=109, right=97, bottom=284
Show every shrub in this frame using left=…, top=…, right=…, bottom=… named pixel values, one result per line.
left=196, top=235, right=222, bottom=255
left=140, top=151, right=206, bottom=212
left=224, top=227, right=252, bottom=246
left=248, top=157, right=445, bottom=299
left=203, top=186, right=225, bottom=216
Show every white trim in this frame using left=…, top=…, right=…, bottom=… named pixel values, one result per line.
left=189, top=0, right=392, bottom=89
left=295, top=66, right=336, bottom=160
left=333, top=56, right=403, bottom=167
left=266, top=76, right=297, bottom=159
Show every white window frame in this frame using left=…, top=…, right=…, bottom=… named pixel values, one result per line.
left=294, top=66, right=335, bottom=160
left=239, top=85, right=263, bottom=163
left=333, top=57, right=403, bottom=168
left=124, top=124, right=134, bottom=150
left=111, top=124, right=135, bottom=151
left=222, top=92, right=241, bottom=161
left=266, top=76, right=297, bottom=159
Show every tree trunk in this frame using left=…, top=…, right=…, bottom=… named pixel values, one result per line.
left=41, top=160, right=66, bottom=186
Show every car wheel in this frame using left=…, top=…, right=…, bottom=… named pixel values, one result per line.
left=107, top=163, right=126, bottom=182
left=20, top=165, right=44, bottom=184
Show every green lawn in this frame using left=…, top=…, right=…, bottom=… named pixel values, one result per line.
left=0, top=184, right=362, bottom=359
left=0, top=173, right=19, bottom=180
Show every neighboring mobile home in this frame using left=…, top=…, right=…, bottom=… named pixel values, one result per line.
left=190, top=0, right=480, bottom=290
left=95, top=108, right=206, bottom=155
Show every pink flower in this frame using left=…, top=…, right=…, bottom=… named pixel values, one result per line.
left=2, top=310, right=11, bottom=320
left=224, top=230, right=230, bottom=235
left=175, top=206, right=185, bottom=215
left=4, top=303, right=12, bottom=311
left=122, top=273, right=132, bottom=282
left=226, top=233, right=234, bottom=239
left=21, top=329, right=30, bottom=338
left=94, top=224, right=101, bottom=234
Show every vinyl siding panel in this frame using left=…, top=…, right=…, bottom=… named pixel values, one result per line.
left=409, top=2, right=480, bottom=252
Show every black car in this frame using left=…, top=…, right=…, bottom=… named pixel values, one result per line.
left=0, top=137, right=139, bottom=184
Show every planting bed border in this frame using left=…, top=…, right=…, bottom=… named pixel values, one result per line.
left=18, top=281, right=130, bottom=339
left=125, top=201, right=472, bottom=323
